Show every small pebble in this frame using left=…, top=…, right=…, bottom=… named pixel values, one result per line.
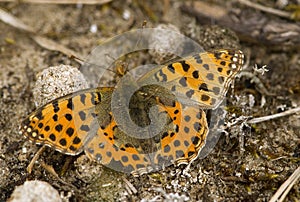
left=33, top=64, right=89, bottom=107
left=9, top=180, right=62, bottom=202
left=90, top=24, right=98, bottom=33
left=123, top=9, right=131, bottom=20
left=149, top=24, right=184, bottom=63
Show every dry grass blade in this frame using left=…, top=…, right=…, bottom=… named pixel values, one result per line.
left=26, top=145, right=46, bottom=174
left=122, top=177, right=137, bottom=194
left=0, top=7, right=35, bottom=33
left=237, top=0, right=291, bottom=19
left=181, top=1, right=300, bottom=47
left=40, top=161, right=78, bottom=191
left=0, top=0, right=111, bottom=4
left=32, top=35, right=83, bottom=59
left=269, top=166, right=300, bottom=202
left=247, top=107, right=300, bottom=124
left=0, top=7, right=83, bottom=60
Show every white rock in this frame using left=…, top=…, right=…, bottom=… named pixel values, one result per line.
left=9, top=180, right=61, bottom=202
left=33, top=64, right=89, bottom=107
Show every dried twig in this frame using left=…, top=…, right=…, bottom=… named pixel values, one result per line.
left=0, top=7, right=83, bottom=60
left=247, top=106, right=300, bottom=124
left=40, top=161, right=78, bottom=191
left=27, top=145, right=46, bottom=174
left=122, top=177, right=137, bottom=195
left=237, top=0, right=291, bottom=19
left=269, top=166, right=300, bottom=202
left=0, top=7, right=35, bottom=33
left=181, top=1, right=300, bottom=47
left=32, top=35, right=82, bottom=59
left=0, top=0, right=111, bottom=4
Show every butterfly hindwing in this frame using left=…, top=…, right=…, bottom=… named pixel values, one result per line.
left=19, top=88, right=111, bottom=155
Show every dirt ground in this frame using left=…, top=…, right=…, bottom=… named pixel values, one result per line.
left=0, top=0, right=299, bottom=201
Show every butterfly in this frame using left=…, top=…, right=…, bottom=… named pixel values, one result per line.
left=19, top=49, right=244, bottom=176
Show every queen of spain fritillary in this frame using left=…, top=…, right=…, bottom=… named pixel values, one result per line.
left=19, top=49, right=244, bottom=176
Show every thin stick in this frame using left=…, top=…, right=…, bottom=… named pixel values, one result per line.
left=32, top=35, right=82, bottom=59
left=269, top=166, right=300, bottom=202
left=122, top=177, right=137, bottom=194
left=237, top=0, right=291, bottom=19
left=27, top=145, right=46, bottom=174
left=247, top=107, right=300, bottom=124
left=0, top=7, right=35, bottom=33
left=40, top=161, right=78, bottom=190
left=0, top=8, right=83, bottom=60
left=0, top=0, right=111, bottom=4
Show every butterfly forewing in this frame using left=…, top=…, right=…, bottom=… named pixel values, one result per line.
left=138, top=49, right=244, bottom=108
